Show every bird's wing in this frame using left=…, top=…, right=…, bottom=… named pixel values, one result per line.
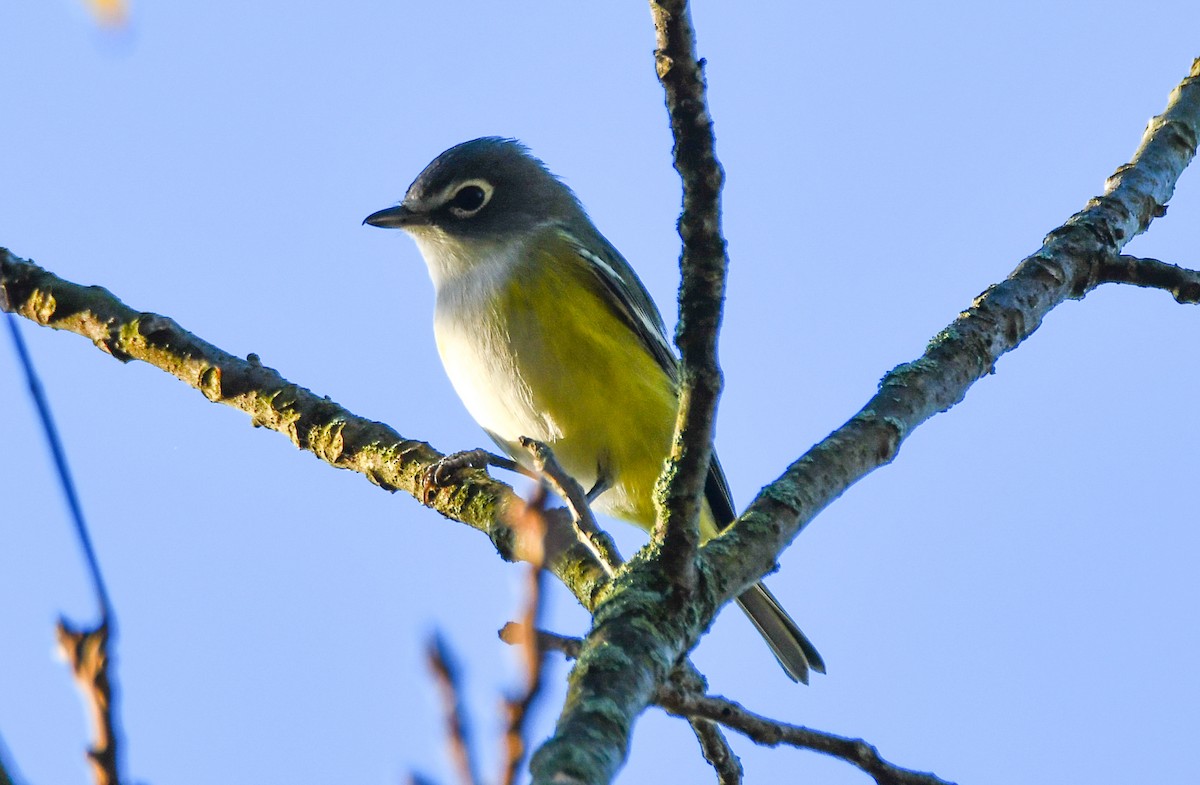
left=556, top=228, right=679, bottom=383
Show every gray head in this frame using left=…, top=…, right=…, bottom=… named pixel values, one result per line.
left=364, top=137, right=587, bottom=243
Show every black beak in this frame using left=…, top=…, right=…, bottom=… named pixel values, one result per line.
left=363, top=204, right=430, bottom=228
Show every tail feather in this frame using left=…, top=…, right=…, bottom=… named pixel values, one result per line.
left=706, top=454, right=824, bottom=683
left=735, top=582, right=826, bottom=684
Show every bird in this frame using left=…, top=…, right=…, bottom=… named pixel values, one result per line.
left=364, top=137, right=823, bottom=682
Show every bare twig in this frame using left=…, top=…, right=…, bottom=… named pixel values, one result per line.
left=500, top=572, right=548, bottom=785
left=688, top=718, right=743, bottom=785
left=521, top=7, right=732, bottom=780
left=503, top=623, right=935, bottom=785
left=1090, top=254, right=1200, bottom=303
left=519, top=437, right=622, bottom=576
left=422, top=495, right=553, bottom=785
left=56, top=621, right=120, bottom=785
left=425, top=634, right=481, bottom=785
left=499, top=623, right=582, bottom=660
left=657, top=688, right=954, bottom=785
left=5, top=313, right=113, bottom=619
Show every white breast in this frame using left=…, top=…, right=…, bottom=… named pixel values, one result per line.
left=416, top=232, right=563, bottom=453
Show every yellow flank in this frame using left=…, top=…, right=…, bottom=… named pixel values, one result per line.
left=474, top=241, right=717, bottom=541
left=499, top=243, right=678, bottom=531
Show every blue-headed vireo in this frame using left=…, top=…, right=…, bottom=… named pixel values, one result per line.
left=365, top=137, right=823, bottom=683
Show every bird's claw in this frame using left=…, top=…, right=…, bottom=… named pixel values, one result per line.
left=421, top=448, right=502, bottom=504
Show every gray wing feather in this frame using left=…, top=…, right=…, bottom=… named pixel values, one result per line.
left=559, top=228, right=678, bottom=382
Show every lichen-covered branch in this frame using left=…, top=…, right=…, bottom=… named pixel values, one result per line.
left=650, top=0, right=725, bottom=587
left=0, top=250, right=610, bottom=610
left=705, top=57, right=1200, bottom=598
left=3, top=48, right=1196, bottom=785
left=525, top=5, right=728, bottom=780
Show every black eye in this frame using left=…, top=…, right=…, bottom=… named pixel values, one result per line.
left=450, top=185, right=486, bottom=213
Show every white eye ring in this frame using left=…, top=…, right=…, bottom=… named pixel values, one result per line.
left=446, top=179, right=494, bottom=218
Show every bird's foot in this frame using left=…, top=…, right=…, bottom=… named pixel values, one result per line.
left=421, top=448, right=521, bottom=504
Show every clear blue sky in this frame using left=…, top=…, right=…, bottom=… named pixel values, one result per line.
left=2, top=3, right=1198, bottom=784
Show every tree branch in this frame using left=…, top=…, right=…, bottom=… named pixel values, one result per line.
left=515, top=626, right=942, bottom=784
left=651, top=0, right=725, bottom=589
left=524, top=5, right=730, bottom=780
left=0, top=249, right=612, bottom=613
left=4, top=51, right=1196, bottom=785
left=1090, top=254, right=1200, bottom=303
left=704, top=57, right=1200, bottom=600
left=657, top=689, right=953, bottom=785
left=687, top=718, right=743, bottom=785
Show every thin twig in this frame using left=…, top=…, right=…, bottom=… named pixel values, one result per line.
left=425, top=634, right=481, bottom=785
left=5, top=313, right=112, bottom=618
left=1091, top=254, right=1200, bottom=303
left=688, top=718, right=743, bottom=785
left=56, top=620, right=120, bottom=785
left=502, top=623, right=935, bottom=785
left=519, top=437, right=622, bottom=576
left=656, top=689, right=953, bottom=785
left=499, top=623, right=582, bottom=659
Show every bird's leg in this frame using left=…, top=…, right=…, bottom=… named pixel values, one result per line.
left=585, top=475, right=611, bottom=504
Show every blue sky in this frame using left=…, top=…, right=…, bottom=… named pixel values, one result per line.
left=2, top=3, right=1198, bottom=784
